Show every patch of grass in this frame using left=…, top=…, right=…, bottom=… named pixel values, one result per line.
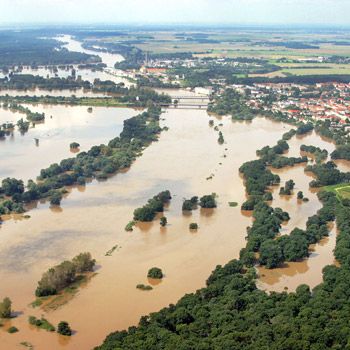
left=125, top=221, right=136, bottom=232
left=338, top=187, right=350, bottom=199
left=228, top=201, right=238, bottom=207
left=136, top=284, right=153, bottom=291
left=32, top=273, right=97, bottom=312
left=20, top=342, right=34, bottom=349
left=323, top=183, right=350, bottom=200
left=30, top=298, right=44, bottom=308
left=105, top=245, right=119, bottom=256
left=28, top=316, right=55, bottom=332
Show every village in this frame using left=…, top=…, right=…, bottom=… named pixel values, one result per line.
left=235, top=82, right=350, bottom=125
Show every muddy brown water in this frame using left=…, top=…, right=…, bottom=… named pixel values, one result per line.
left=0, top=100, right=346, bottom=349
left=0, top=104, right=138, bottom=182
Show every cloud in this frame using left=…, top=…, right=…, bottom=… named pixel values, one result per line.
left=1, top=0, right=349, bottom=25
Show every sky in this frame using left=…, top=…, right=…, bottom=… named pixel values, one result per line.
left=1, top=0, right=350, bottom=26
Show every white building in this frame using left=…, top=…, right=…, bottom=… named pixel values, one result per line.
left=194, top=86, right=213, bottom=96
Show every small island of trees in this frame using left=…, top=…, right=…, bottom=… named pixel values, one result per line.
left=189, top=223, right=198, bottom=230
left=57, top=321, right=72, bottom=336
left=199, top=194, right=217, bottom=208
left=279, top=179, right=295, bottom=195
left=133, top=190, right=171, bottom=222
left=35, top=252, right=95, bottom=297
left=70, top=142, right=80, bottom=150
left=147, top=267, right=163, bottom=279
left=182, top=196, right=198, bottom=211
left=0, top=297, right=12, bottom=318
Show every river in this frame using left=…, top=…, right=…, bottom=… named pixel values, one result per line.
left=57, top=35, right=133, bottom=87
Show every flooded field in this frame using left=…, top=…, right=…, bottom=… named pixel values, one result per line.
left=0, top=97, right=344, bottom=349
left=0, top=34, right=132, bottom=97
left=57, top=35, right=132, bottom=86
left=0, top=104, right=137, bottom=181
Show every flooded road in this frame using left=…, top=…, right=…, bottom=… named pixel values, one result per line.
left=0, top=100, right=344, bottom=349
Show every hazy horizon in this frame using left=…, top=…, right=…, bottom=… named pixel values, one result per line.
left=1, top=0, right=349, bottom=26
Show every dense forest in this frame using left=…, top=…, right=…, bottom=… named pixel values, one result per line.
left=0, top=31, right=99, bottom=68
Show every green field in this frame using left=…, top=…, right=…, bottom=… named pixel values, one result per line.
left=92, top=29, right=350, bottom=77
left=323, top=183, right=350, bottom=200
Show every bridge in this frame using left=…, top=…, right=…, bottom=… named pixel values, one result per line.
left=171, top=96, right=210, bottom=100
left=154, top=95, right=211, bottom=109
left=158, top=102, right=209, bottom=110
left=167, top=105, right=208, bottom=110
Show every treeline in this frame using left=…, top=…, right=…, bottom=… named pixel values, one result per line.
left=1, top=74, right=123, bottom=95
left=260, top=40, right=319, bottom=49
left=0, top=74, right=171, bottom=107
left=229, top=74, right=350, bottom=85
left=331, top=144, right=350, bottom=161
left=306, top=161, right=350, bottom=187
left=0, top=74, right=92, bottom=91
left=3, top=102, right=45, bottom=122
left=301, top=144, right=328, bottom=163
left=0, top=86, right=171, bottom=108
left=35, top=252, right=95, bottom=297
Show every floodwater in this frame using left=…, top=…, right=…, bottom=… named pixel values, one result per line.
left=57, top=35, right=132, bottom=86
left=0, top=34, right=132, bottom=98
left=257, top=131, right=339, bottom=292
left=0, top=104, right=137, bottom=182
left=0, top=98, right=344, bottom=349
left=258, top=224, right=338, bottom=292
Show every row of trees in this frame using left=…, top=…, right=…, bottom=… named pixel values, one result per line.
left=306, top=161, right=350, bottom=187
left=4, top=102, right=45, bottom=122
